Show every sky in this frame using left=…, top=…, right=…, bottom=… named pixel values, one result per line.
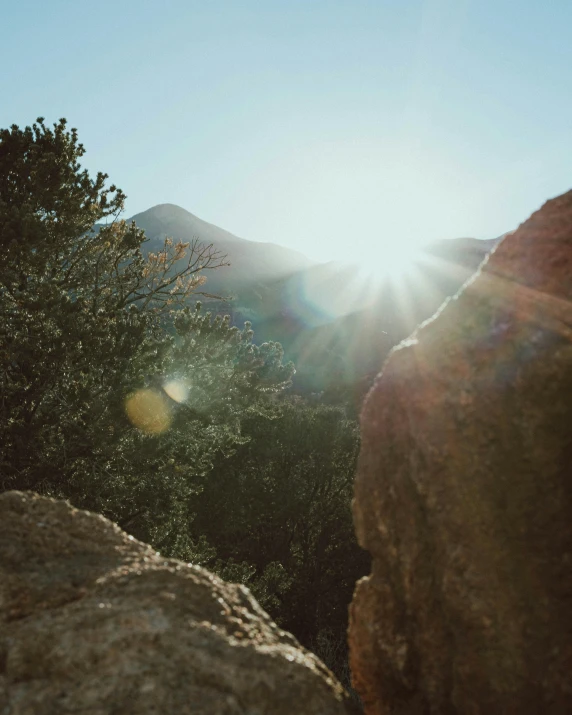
left=2, top=0, right=571, bottom=263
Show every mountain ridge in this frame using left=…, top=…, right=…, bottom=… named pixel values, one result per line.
left=129, top=203, right=314, bottom=291
left=122, top=202, right=502, bottom=395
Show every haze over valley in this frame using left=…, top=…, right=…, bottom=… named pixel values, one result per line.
left=126, top=202, right=501, bottom=393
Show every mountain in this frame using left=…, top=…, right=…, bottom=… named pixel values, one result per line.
left=129, top=204, right=314, bottom=299
left=234, top=235, right=503, bottom=394
left=126, top=203, right=502, bottom=398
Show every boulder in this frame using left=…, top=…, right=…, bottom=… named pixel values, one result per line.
left=0, top=490, right=356, bottom=714
left=349, top=191, right=572, bottom=714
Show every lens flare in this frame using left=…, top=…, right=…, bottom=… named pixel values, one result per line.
left=163, top=379, right=189, bottom=404
left=125, top=388, right=172, bottom=434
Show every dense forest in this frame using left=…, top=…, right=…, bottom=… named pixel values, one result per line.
left=0, top=118, right=369, bottom=687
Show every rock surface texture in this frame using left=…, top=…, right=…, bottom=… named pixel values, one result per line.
left=350, top=190, right=572, bottom=714
left=0, top=491, right=356, bottom=715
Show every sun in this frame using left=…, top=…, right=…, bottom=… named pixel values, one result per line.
left=354, top=241, right=423, bottom=284
left=287, top=237, right=428, bottom=327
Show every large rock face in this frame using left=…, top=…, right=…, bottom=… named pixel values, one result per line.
left=350, top=191, right=572, bottom=714
left=0, top=491, right=356, bottom=714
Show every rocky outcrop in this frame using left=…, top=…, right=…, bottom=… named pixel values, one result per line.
left=350, top=191, right=572, bottom=713
left=0, top=491, right=356, bottom=714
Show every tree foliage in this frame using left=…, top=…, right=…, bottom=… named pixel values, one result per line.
left=0, top=118, right=293, bottom=545
left=188, top=398, right=370, bottom=682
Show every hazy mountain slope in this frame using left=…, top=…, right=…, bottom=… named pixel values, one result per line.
left=248, top=236, right=503, bottom=392
left=123, top=202, right=502, bottom=394
left=129, top=203, right=314, bottom=297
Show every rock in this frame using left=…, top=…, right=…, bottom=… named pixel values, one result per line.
left=0, top=491, right=356, bottom=715
left=349, top=191, right=572, bottom=714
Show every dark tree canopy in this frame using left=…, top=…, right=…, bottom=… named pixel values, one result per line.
left=190, top=398, right=370, bottom=684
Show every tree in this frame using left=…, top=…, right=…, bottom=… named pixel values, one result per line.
left=188, top=398, right=370, bottom=685
left=0, top=118, right=294, bottom=546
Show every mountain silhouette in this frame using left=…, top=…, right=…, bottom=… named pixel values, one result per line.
left=130, top=203, right=313, bottom=298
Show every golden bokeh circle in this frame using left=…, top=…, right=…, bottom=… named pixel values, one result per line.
left=125, top=388, right=172, bottom=434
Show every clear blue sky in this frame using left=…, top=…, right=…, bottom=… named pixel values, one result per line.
left=3, top=0, right=571, bottom=262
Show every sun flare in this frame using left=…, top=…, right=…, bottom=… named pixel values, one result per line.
left=124, top=389, right=172, bottom=435
left=355, top=242, right=422, bottom=283
left=163, top=379, right=189, bottom=404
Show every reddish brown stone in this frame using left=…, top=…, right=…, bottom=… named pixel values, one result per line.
left=350, top=191, right=572, bottom=714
